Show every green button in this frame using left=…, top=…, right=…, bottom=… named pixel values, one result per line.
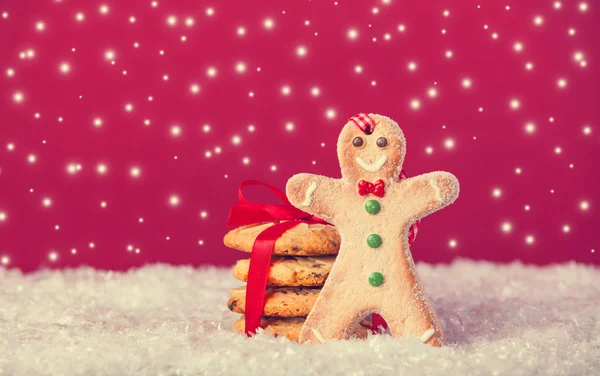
left=366, top=234, right=382, bottom=248
left=365, top=200, right=381, bottom=214
left=369, top=272, right=384, bottom=287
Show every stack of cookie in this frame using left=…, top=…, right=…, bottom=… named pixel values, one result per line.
left=225, top=221, right=368, bottom=341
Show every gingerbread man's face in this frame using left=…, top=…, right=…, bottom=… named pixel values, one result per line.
left=337, top=114, right=406, bottom=183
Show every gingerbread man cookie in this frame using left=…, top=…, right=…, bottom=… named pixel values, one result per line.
left=286, top=113, right=459, bottom=346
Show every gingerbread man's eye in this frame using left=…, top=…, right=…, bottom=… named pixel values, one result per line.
left=376, top=137, right=388, bottom=148
left=352, top=137, right=364, bottom=147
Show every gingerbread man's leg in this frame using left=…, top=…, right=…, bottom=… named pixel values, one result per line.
left=379, top=265, right=444, bottom=346
left=298, top=281, right=368, bottom=343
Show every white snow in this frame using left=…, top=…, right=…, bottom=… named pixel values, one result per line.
left=1, top=260, right=599, bottom=375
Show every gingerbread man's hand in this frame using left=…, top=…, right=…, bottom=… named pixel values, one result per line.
left=403, top=171, right=460, bottom=222
left=286, top=173, right=340, bottom=221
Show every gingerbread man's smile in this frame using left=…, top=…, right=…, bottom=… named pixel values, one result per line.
left=355, top=155, right=387, bottom=172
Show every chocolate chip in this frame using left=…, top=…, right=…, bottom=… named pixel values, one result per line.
left=227, top=300, right=238, bottom=311
left=352, top=137, right=364, bottom=147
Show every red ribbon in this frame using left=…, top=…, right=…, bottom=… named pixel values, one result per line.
left=358, top=179, right=385, bottom=198
left=227, top=180, right=327, bottom=335
left=227, top=174, right=420, bottom=336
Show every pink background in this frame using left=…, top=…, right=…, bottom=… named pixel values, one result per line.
left=0, top=0, right=598, bottom=272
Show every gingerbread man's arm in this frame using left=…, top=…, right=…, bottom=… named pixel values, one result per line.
left=402, top=171, right=460, bottom=222
left=286, top=173, right=341, bottom=222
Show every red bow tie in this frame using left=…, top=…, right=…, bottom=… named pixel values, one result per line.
left=358, top=179, right=385, bottom=197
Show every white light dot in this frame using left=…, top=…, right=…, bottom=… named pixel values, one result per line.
left=325, top=108, right=336, bottom=119
left=515, top=167, right=522, bottom=174
left=42, top=197, right=52, bottom=207
left=133, top=42, right=139, bottom=48
left=524, top=204, right=531, bottom=211
left=501, top=222, right=513, bottom=233
left=202, top=124, right=211, bottom=133
left=6, top=68, right=14, bottom=77
left=407, top=61, right=417, bottom=72
left=242, top=157, right=250, bottom=165
left=185, top=17, right=194, bottom=27
left=1, top=256, right=10, bottom=265
left=347, top=28, right=358, bottom=40
left=371, top=80, right=377, bottom=86
left=104, top=50, right=115, bottom=61
left=580, top=201, right=590, bottom=211
left=166, top=15, right=177, bottom=26
left=75, top=12, right=85, bottom=22
left=524, top=122, right=536, bottom=134
left=354, top=65, right=363, bottom=74
left=99, top=4, right=109, bottom=15
left=235, top=62, right=247, bottom=74
left=270, top=165, right=277, bottom=172
left=96, top=163, right=107, bottom=175
left=2, top=12, right=8, bottom=19
left=533, top=15, right=544, bottom=26
left=247, top=124, right=255, bottom=132
left=444, top=138, right=455, bottom=149
left=491, top=32, right=499, bottom=40
left=199, top=211, right=208, bottom=219
left=263, top=18, right=274, bottom=30
left=445, top=50, right=453, bottom=59
left=59, top=62, right=71, bottom=74
left=525, top=235, right=535, bottom=245
left=128, top=16, right=136, bottom=24
left=492, top=187, right=502, bottom=198
left=410, top=99, right=421, bottom=110
left=509, top=99, right=521, bottom=110
left=579, top=2, right=589, bottom=12
left=311, top=87, right=320, bottom=97
left=296, top=45, right=307, bottom=57
left=13, top=91, right=24, bottom=103
left=138, top=217, right=144, bottom=223
left=525, top=62, right=534, bottom=71
left=0, top=211, right=6, bottom=222
left=554, top=146, right=562, bottom=154
left=554, top=1, right=562, bottom=10
left=206, top=67, right=217, bottom=78
left=237, top=26, right=246, bottom=36
left=124, top=103, right=134, bottom=112
left=441, top=29, right=447, bottom=34
left=281, top=85, right=291, bottom=96
left=448, top=239, right=457, bottom=248
left=568, top=28, right=576, bottom=36
left=206, top=7, right=215, bottom=16
left=513, top=42, right=524, bottom=52
left=169, top=195, right=180, bottom=206
left=27, top=154, right=37, bottom=164
left=573, top=51, right=584, bottom=62
left=130, top=166, right=141, bottom=178
left=88, top=242, right=95, bottom=249
left=100, top=201, right=107, bottom=208
left=189, top=83, right=201, bottom=94
left=170, top=125, right=182, bottom=137
left=35, top=21, right=46, bottom=32
left=461, top=78, right=472, bottom=89
left=6, top=143, right=15, bottom=151
left=66, top=163, right=82, bottom=175
left=48, top=251, right=58, bottom=262
left=425, top=146, right=434, bottom=154
left=285, top=122, right=295, bottom=131
left=562, top=224, right=571, bottom=233
left=582, top=125, right=592, bottom=135
left=383, top=33, right=391, bottom=41
left=231, top=135, right=242, bottom=145
left=557, top=78, right=567, bottom=88
left=427, top=88, right=438, bottom=98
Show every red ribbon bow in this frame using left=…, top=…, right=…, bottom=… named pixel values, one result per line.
left=227, top=174, right=420, bottom=337
left=227, top=180, right=328, bottom=335
left=358, top=179, right=385, bottom=198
